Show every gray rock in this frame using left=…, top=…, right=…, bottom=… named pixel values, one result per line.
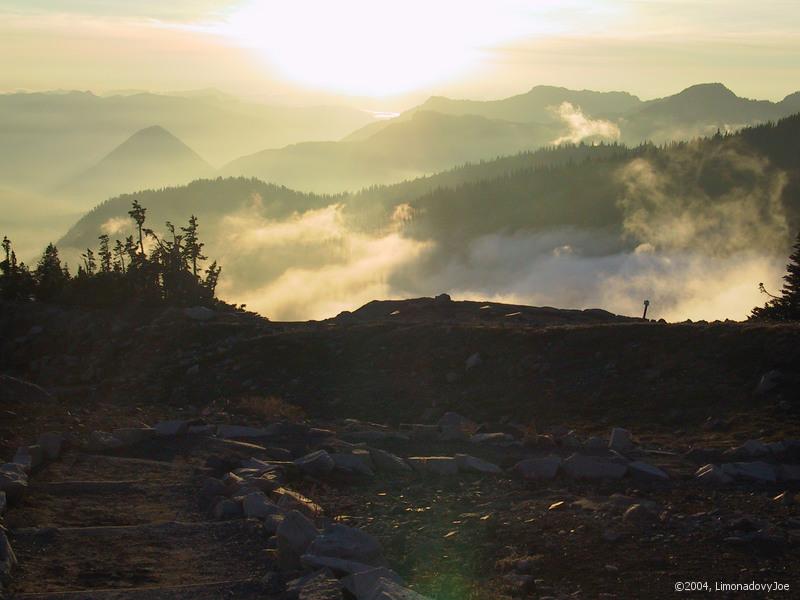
left=242, top=491, right=282, bottom=519
left=308, top=524, right=383, bottom=566
left=514, top=455, right=561, bottom=480
left=37, top=432, right=64, bottom=460
left=0, top=491, right=5, bottom=515
left=721, top=461, right=777, bottom=483
left=216, top=424, right=272, bottom=439
left=367, top=578, right=431, bottom=600
left=369, top=448, right=411, bottom=472
left=628, top=461, right=669, bottom=481
left=454, top=454, right=501, bottom=474
left=331, top=453, right=375, bottom=477
left=563, top=454, right=627, bottom=480
left=404, top=424, right=439, bottom=440
left=756, top=369, right=782, bottom=394
left=278, top=510, right=320, bottom=570
left=153, top=420, right=189, bottom=437
left=264, top=513, right=285, bottom=535
left=695, top=464, right=732, bottom=485
left=585, top=436, right=606, bottom=452
left=622, top=503, right=658, bottom=525
left=301, top=554, right=375, bottom=575
left=275, top=488, right=323, bottom=517
left=465, top=352, right=482, bottom=370
left=342, top=567, right=403, bottom=600
left=188, top=424, right=216, bottom=435
left=296, top=450, right=336, bottom=477
left=88, top=430, right=125, bottom=452
left=438, top=412, right=477, bottom=441
left=778, top=464, right=800, bottom=482
left=608, top=428, right=634, bottom=453
left=737, top=439, right=770, bottom=457
left=213, top=498, right=243, bottom=520
left=560, top=433, right=583, bottom=450
left=407, top=456, right=458, bottom=476
left=296, top=570, right=342, bottom=600
left=470, top=432, right=515, bottom=445
left=12, top=446, right=37, bottom=472
left=112, top=427, right=155, bottom=446
left=183, top=306, right=215, bottom=321
left=1, top=529, right=17, bottom=582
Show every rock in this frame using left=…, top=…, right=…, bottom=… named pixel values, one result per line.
left=622, top=504, right=658, bottom=526
left=112, top=427, right=155, bottom=446
left=773, top=491, right=795, bottom=505
left=434, top=293, right=451, bottom=303
left=308, top=524, right=383, bottom=566
left=296, top=570, right=342, bottom=600
left=438, top=412, right=478, bottom=441
left=407, top=456, right=458, bottom=476
left=264, top=513, right=285, bottom=535
left=403, top=424, right=439, bottom=440
left=200, top=477, right=228, bottom=500
left=454, top=454, right=501, bottom=474
left=585, top=436, right=606, bottom=452
left=342, top=567, right=403, bottom=599
left=88, top=430, right=125, bottom=452
left=295, top=450, right=336, bottom=477
left=721, top=461, right=777, bottom=483
left=275, top=488, right=323, bottom=517
left=213, top=498, right=243, bottom=520
left=608, top=428, right=634, bottom=453
left=695, top=464, right=732, bottom=485
left=514, top=455, right=561, bottom=480
left=0, top=465, right=27, bottom=502
left=13, top=446, right=43, bottom=472
left=0, top=491, right=5, bottom=515
left=183, top=306, right=215, bottom=321
left=465, top=353, right=482, bottom=370
left=37, top=432, right=64, bottom=460
left=369, top=448, right=411, bottom=472
left=331, top=453, right=375, bottom=477
left=188, top=424, right=216, bottom=435
left=503, top=572, right=536, bottom=595
left=778, top=464, right=800, bottom=482
left=1, top=529, right=17, bottom=582
left=628, top=461, right=669, bottom=481
left=153, top=420, right=189, bottom=437
left=560, top=433, right=582, bottom=450
left=216, top=424, right=272, bottom=439
left=470, top=432, right=515, bottom=445
left=242, top=492, right=282, bottom=519
left=301, top=554, right=376, bottom=576
left=756, top=369, right=782, bottom=394
left=562, top=454, right=627, bottom=480
left=277, top=510, right=320, bottom=570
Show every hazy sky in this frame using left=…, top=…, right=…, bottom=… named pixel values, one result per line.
left=1, top=0, right=799, bottom=107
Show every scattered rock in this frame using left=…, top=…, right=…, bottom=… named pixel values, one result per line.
left=438, top=412, right=478, bottom=441
left=300, top=554, right=375, bottom=576
left=308, top=524, right=384, bottom=566
left=295, top=450, right=336, bottom=477
left=112, top=427, right=155, bottom=446
left=585, top=436, right=606, bottom=452
left=331, top=453, right=375, bottom=477
left=200, top=477, right=228, bottom=500
left=562, top=454, right=627, bottom=480
left=275, top=488, right=323, bottom=517
left=628, top=461, right=669, bottom=481
left=367, top=578, right=431, bottom=599
left=454, top=454, right=501, bottom=474
left=0, top=491, right=5, bottom=515
left=242, top=491, right=282, bottom=519
left=407, top=456, right=459, bottom=476
left=342, top=567, right=403, bottom=599
left=622, top=504, right=658, bottom=526
left=88, top=430, right=125, bottom=452
left=0, top=529, right=17, bottom=582
left=296, top=570, right=342, bottom=600
left=608, top=428, right=634, bottom=453
left=695, top=464, right=732, bottom=485
left=277, top=510, right=320, bottom=570
left=470, top=432, right=515, bottom=445
left=213, top=498, right=243, bottom=520
left=216, top=424, right=272, bottom=439
left=778, top=464, right=800, bottom=482
left=153, top=420, right=189, bottom=437
left=369, top=448, right=411, bottom=472
left=513, top=455, right=561, bottom=480
left=721, top=461, right=776, bottom=483
left=503, top=572, right=536, bottom=595
left=13, top=445, right=44, bottom=471
left=756, top=369, right=782, bottom=394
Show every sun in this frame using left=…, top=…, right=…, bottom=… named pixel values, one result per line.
left=212, top=0, right=543, bottom=97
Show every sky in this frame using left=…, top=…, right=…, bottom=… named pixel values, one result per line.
left=1, top=0, right=799, bottom=107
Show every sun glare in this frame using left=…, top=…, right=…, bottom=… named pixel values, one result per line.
left=212, top=0, right=552, bottom=96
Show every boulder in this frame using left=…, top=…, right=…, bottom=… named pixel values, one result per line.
left=242, top=492, right=282, bottom=519
left=470, top=432, right=515, bottom=445
left=301, top=554, right=375, bottom=576
left=628, top=461, right=669, bottom=481
left=342, top=567, right=403, bottom=599
left=622, top=504, right=658, bottom=526
left=562, top=454, right=627, bottom=480
left=721, top=462, right=777, bottom=483
left=296, top=570, right=342, bottom=600
left=778, top=464, right=800, bottom=482
left=1, top=529, right=17, bottom=582
left=438, top=412, right=477, bottom=441
left=331, top=453, right=375, bottom=477
left=308, top=524, right=384, bottom=566
left=756, top=369, right=782, bottom=394
left=277, top=510, right=320, bottom=570
left=153, top=420, right=189, bottom=437
left=608, top=428, right=634, bottom=453
left=367, top=578, right=431, bottom=600
left=407, top=456, right=458, bottom=476
left=37, top=432, right=64, bottom=460
left=188, top=424, right=216, bottom=435
left=695, top=464, right=732, bottom=485
left=295, top=450, right=336, bottom=477
left=559, top=433, right=583, bottom=450
left=183, top=306, right=215, bottom=321
left=275, top=488, right=323, bottom=517
left=404, top=424, right=439, bottom=441
left=12, top=446, right=43, bottom=472
left=740, top=439, right=770, bottom=457
left=112, top=427, right=155, bottom=446
left=454, top=454, right=501, bottom=474
left=213, top=498, right=243, bottom=520
left=0, top=491, right=6, bottom=515
left=88, top=431, right=125, bottom=452
left=216, top=424, right=272, bottom=439
left=200, top=477, right=228, bottom=500
left=369, top=448, right=411, bottom=472
left=585, top=436, right=606, bottom=452
left=513, top=455, right=561, bottom=480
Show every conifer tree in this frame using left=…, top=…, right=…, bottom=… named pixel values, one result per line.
left=98, top=234, right=112, bottom=273
left=752, top=230, right=800, bottom=320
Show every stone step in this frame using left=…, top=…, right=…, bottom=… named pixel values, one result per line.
left=6, top=481, right=204, bottom=528
left=12, top=579, right=269, bottom=599
left=9, top=521, right=271, bottom=595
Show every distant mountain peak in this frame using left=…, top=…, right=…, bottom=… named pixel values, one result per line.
left=675, top=82, right=737, bottom=99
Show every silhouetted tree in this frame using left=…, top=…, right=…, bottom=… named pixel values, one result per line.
left=128, top=200, right=147, bottom=255
left=98, top=234, right=112, bottom=273
left=181, top=215, right=205, bottom=277
left=34, top=243, right=69, bottom=301
left=752, top=230, right=800, bottom=321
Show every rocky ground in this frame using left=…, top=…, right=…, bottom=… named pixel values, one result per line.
left=2, top=297, right=800, bottom=598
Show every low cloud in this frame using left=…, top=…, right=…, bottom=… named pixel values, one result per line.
left=551, top=101, right=621, bottom=145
